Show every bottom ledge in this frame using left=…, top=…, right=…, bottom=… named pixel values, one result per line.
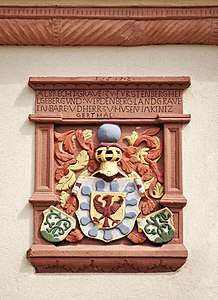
left=27, top=244, right=188, bottom=273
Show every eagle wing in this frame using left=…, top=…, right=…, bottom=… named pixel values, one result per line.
left=110, top=196, right=124, bottom=215
left=93, top=195, right=104, bottom=214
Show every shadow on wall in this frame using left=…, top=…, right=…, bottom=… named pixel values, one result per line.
left=15, top=85, right=34, bottom=108
left=18, top=203, right=34, bottom=274
left=15, top=86, right=35, bottom=274
left=15, top=84, right=35, bottom=186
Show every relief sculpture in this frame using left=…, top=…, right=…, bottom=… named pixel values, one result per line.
left=40, top=123, right=175, bottom=245
left=28, top=76, right=190, bottom=272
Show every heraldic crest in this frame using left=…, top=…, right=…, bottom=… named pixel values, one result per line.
left=40, top=123, right=175, bottom=244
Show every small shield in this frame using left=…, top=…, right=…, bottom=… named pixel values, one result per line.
left=90, top=191, right=126, bottom=229
left=40, top=205, right=76, bottom=243
left=137, top=207, right=175, bottom=244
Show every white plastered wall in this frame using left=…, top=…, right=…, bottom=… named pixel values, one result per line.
left=0, top=45, right=217, bottom=300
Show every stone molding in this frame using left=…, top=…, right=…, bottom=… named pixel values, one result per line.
left=0, top=6, right=218, bottom=45
left=27, top=244, right=188, bottom=273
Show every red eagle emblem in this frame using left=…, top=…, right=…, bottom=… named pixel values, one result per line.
left=93, top=194, right=124, bottom=228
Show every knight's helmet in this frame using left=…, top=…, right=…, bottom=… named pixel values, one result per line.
left=94, top=124, right=125, bottom=180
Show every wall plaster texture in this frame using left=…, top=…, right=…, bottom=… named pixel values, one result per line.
left=0, top=45, right=217, bottom=300
left=1, top=1, right=218, bottom=7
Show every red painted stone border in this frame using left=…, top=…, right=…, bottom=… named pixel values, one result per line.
left=0, top=6, right=218, bottom=45
left=27, top=76, right=190, bottom=273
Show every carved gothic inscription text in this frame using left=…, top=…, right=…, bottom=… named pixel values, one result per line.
left=35, top=89, right=183, bottom=118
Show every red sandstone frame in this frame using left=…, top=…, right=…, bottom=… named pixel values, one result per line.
left=27, top=76, right=191, bottom=272
left=0, top=6, right=218, bottom=45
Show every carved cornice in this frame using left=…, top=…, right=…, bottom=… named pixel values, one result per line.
left=27, top=244, right=188, bottom=273
left=28, top=76, right=191, bottom=89
left=0, top=6, right=218, bottom=45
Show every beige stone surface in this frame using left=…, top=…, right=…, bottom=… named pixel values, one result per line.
left=0, top=45, right=218, bottom=299
left=0, top=0, right=217, bottom=6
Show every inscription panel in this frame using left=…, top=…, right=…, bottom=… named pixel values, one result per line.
left=35, top=89, right=183, bottom=118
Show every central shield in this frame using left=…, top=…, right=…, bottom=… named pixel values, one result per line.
left=73, top=176, right=141, bottom=242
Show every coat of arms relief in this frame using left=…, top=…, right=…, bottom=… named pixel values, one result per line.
left=27, top=76, right=190, bottom=272
left=41, top=123, right=175, bottom=245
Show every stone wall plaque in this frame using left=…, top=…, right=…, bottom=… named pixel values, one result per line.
left=27, top=76, right=191, bottom=273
